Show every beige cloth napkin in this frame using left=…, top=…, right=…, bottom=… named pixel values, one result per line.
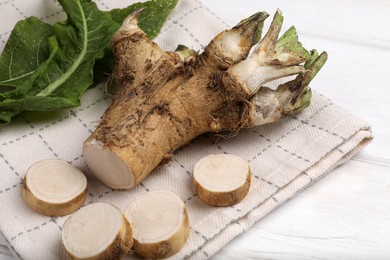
left=0, top=0, right=372, bottom=259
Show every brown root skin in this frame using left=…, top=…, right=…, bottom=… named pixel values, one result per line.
left=101, top=216, right=133, bottom=260
left=21, top=179, right=87, bottom=216
left=133, top=210, right=190, bottom=259
left=194, top=173, right=251, bottom=207
left=193, top=154, right=252, bottom=207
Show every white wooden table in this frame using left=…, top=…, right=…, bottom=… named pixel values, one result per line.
left=1, top=0, right=389, bottom=259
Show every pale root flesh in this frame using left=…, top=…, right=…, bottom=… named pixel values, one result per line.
left=61, top=203, right=133, bottom=260
left=193, top=154, right=251, bottom=207
left=83, top=138, right=134, bottom=189
left=124, top=190, right=190, bottom=259
left=21, top=158, right=87, bottom=216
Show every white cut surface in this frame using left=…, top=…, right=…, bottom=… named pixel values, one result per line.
left=220, top=31, right=244, bottom=61
left=232, top=58, right=258, bottom=86
left=251, top=90, right=280, bottom=126
left=62, top=203, right=122, bottom=258
left=124, top=190, right=185, bottom=243
left=83, top=139, right=134, bottom=189
left=194, top=154, right=249, bottom=192
left=232, top=56, right=304, bottom=95
left=247, top=65, right=304, bottom=94
left=26, top=159, right=87, bottom=204
left=262, top=75, right=296, bottom=90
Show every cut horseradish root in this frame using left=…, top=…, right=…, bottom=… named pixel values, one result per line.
left=21, top=158, right=87, bottom=216
left=62, top=203, right=133, bottom=260
left=124, top=190, right=190, bottom=259
left=83, top=9, right=327, bottom=191
left=193, top=154, right=251, bottom=207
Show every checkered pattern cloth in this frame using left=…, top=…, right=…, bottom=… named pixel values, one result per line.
left=0, top=0, right=373, bottom=259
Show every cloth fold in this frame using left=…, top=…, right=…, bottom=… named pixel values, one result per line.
left=0, top=0, right=372, bottom=259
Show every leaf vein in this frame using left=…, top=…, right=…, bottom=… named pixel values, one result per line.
left=37, top=0, right=88, bottom=97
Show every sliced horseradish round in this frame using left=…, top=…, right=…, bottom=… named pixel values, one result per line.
left=21, top=158, right=87, bottom=216
left=61, top=202, right=133, bottom=260
left=124, top=190, right=190, bottom=259
left=193, top=154, right=251, bottom=206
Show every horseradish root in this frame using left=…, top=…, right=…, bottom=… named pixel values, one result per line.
left=124, top=190, right=189, bottom=258
left=193, top=154, right=251, bottom=206
left=62, top=203, right=133, bottom=260
left=21, top=159, right=87, bottom=216
left=83, top=9, right=327, bottom=189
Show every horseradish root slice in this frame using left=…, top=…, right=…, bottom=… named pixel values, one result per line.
left=21, top=158, right=87, bottom=216
left=193, top=154, right=251, bottom=207
left=124, top=190, right=190, bottom=259
left=62, top=203, right=133, bottom=260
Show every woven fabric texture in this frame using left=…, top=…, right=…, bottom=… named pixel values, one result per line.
left=0, top=0, right=372, bottom=259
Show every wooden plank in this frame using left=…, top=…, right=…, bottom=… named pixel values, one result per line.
left=213, top=160, right=390, bottom=259
left=200, top=0, right=390, bottom=48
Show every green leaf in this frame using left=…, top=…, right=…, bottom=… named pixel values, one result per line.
left=0, top=17, right=54, bottom=90
left=0, top=109, right=19, bottom=123
left=109, top=0, right=178, bottom=39
left=0, top=0, right=177, bottom=124
left=303, top=51, right=328, bottom=85
left=37, top=0, right=118, bottom=97
left=304, top=49, right=319, bottom=69
left=1, top=38, right=59, bottom=101
left=0, top=0, right=117, bottom=123
left=275, top=26, right=310, bottom=65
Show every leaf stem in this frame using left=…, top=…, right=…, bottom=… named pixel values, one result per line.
left=36, top=0, right=88, bottom=97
